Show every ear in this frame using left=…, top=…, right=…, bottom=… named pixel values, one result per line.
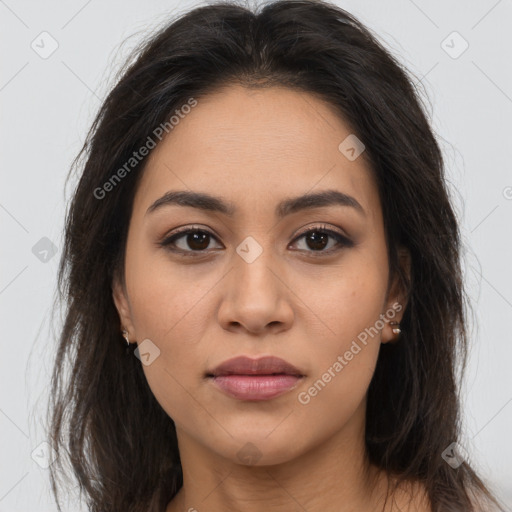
left=112, top=273, right=136, bottom=340
left=381, top=246, right=411, bottom=344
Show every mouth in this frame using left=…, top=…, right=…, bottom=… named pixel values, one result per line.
left=206, top=355, right=305, bottom=401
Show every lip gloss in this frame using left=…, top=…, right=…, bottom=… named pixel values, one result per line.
left=210, top=374, right=302, bottom=401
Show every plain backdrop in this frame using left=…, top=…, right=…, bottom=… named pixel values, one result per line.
left=1, top=0, right=511, bottom=510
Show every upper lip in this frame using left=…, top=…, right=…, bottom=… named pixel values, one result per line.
left=208, top=356, right=304, bottom=377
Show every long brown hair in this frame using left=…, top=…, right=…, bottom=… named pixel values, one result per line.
left=46, top=1, right=507, bottom=511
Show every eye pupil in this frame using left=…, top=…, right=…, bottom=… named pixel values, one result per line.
left=187, top=231, right=210, bottom=250
left=161, top=226, right=348, bottom=256
left=306, top=231, right=328, bottom=251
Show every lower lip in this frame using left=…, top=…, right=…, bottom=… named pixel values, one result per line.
left=210, top=374, right=302, bottom=401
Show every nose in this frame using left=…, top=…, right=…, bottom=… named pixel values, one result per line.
left=217, top=247, right=294, bottom=335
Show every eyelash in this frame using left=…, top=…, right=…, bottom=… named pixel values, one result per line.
left=158, top=224, right=354, bottom=258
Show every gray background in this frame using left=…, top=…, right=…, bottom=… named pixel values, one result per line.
left=1, top=0, right=511, bottom=510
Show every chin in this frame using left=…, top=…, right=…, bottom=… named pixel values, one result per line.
left=207, top=424, right=310, bottom=467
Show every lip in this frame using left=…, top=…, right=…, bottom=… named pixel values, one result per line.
left=207, top=356, right=305, bottom=401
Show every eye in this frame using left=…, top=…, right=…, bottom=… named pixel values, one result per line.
left=158, top=226, right=223, bottom=256
left=158, top=223, right=354, bottom=257
left=289, top=224, right=354, bottom=254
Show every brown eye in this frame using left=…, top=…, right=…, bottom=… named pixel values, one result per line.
left=159, top=224, right=353, bottom=258
left=159, top=228, right=222, bottom=254
left=182, top=231, right=210, bottom=251
left=303, top=231, right=330, bottom=251
left=290, top=225, right=354, bottom=254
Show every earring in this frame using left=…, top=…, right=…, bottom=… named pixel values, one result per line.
left=389, top=321, right=401, bottom=335
left=122, top=328, right=134, bottom=356
left=122, top=329, right=130, bottom=346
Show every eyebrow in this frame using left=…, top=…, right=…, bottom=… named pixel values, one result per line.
left=145, top=189, right=366, bottom=218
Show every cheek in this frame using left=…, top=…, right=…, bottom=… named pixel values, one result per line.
left=125, top=242, right=218, bottom=340
left=303, top=257, right=387, bottom=351
left=126, top=271, right=209, bottom=426
left=124, top=246, right=220, bottom=421
left=297, top=257, right=387, bottom=404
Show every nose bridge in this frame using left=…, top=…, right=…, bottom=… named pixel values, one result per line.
left=217, top=233, right=293, bottom=333
left=232, top=234, right=279, bottom=301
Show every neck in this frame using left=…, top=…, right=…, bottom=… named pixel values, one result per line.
left=166, top=404, right=391, bottom=512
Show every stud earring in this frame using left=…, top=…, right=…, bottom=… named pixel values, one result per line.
left=389, top=321, right=401, bottom=335
left=122, top=329, right=130, bottom=346
left=122, top=328, right=135, bottom=356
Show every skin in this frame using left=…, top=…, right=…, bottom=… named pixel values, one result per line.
left=112, top=84, right=429, bottom=511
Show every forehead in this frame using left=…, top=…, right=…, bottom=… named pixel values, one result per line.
left=134, top=84, right=379, bottom=222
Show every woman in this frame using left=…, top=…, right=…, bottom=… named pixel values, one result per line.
left=46, top=1, right=507, bottom=511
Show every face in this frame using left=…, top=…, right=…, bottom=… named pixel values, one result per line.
left=113, top=84, right=407, bottom=466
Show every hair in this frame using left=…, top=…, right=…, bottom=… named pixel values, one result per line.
left=46, top=1, right=507, bottom=511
